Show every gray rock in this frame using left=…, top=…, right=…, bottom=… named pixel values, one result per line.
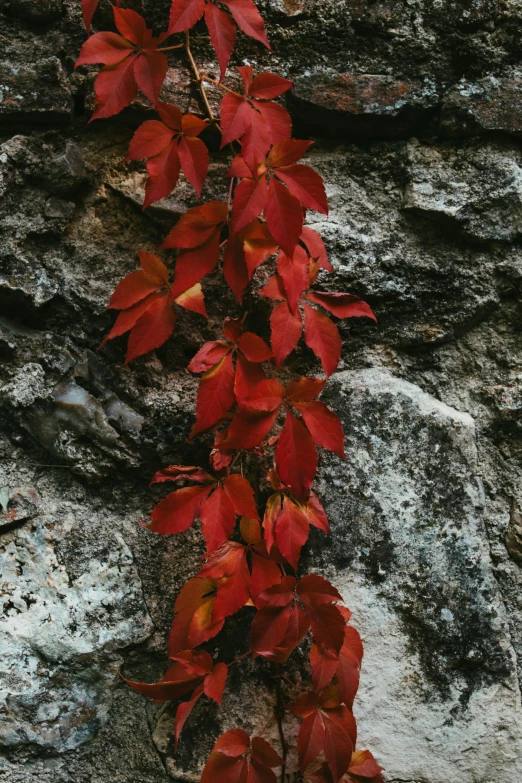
left=313, top=369, right=522, bottom=782
left=291, top=70, right=439, bottom=139
left=403, top=140, right=522, bottom=241
left=0, top=500, right=153, bottom=751
left=441, top=77, right=522, bottom=137
left=0, top=55, right=72, bottom=124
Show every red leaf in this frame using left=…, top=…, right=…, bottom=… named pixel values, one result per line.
left=256, top=101, right=292, bottom=143
left=182, top=112, right=207, bottom=136
left=275, top=164, right=328, bottom=214
left=275, top=495, right=310, bottom=570
left=190, top=352, right=236, bottom=438
left=235, top=353, right=266, bottom=402
left=100, top=291, right=164, bottom=347
left=303, top=304, right=341, bottom=377
left=303, top=492, right=330, bottom=534
left=82, top=0, right=100, bottom=33
left=220, top=93, right=253, bottom=147
left=200, top=486, right=237, bottom=554
left=348, top=750, right=384, bottom=779
left=277, top=245, right=309, bottom=314
left=228, top=154, right=253, bottom=178
left=237, top=65, right=254, bottom=94
left=251, top=736, right=284, bottom=768
left=274, top=603, right=311, bottom=662
left=75, top=32, right=134, bottom=67
left=174, top=282, right=208, bottom=317
left=174, top=684, right=204, bottom=751
left=205, top=2, right=237, bottom=80
left=299, top=712, right=326, bottom=775
left=285, top=376, right=325, bottom=403
left=223, top=233, right=250, bottom=304
left=169, top=0, right=206, bottom=33
left=161, top=201, right=228, bottom=249
left=202, top=753, right=248, bottom=783
left=250, top=549, right=282, bottom=597
left=147, top=484, right=211, bottom=534
left=268, top=139, right=313, bottom=169
left=134, top=51, right=168, bottom=104
left=108, top=270, right=163, bottom=310
left=275, top=410, right=317, bottom=500
left=126, top=291, right=176, bottom=362
left=169, top=577, right=223, bottom=654
left=262, top=492, right=282, bottom=554
left=232, top=177, right=268, bottom=233
left=242, top=220, right=278, bottom=278
left=303, top=603, right=346, bottom=655
left=214, top=728, right=251, bottom=756
left=143, top=142, right=181, bottom=208
left=293, top=401, right=346, bottom=459
left=240, top=516, right=262, bottom=544
left=171, top=228, right=221, bottom=297
left=323, top=708, right=356, bottom=782
left=288, top=689, right=356, bottom=782
left=304, top=291, right=377, bottom=321
left=255, top=575, right=296, bottom=608
left=157, top=101, right=183, bottom=130
left=224, top=474, right=259, bottom=519
left=248, top=73, right=293, bottom=99
left=138, top=249, right=170, bottom=284
left=223, top=410, right=279, bottom=450
left=221, top=0, right=271, bottom=48
left=270, top=301, right=302, bottom=368
left=224, top=316, right=243, bottom=343
left=239, top=378, right=284, bottom=413
left=198, top=540, right=251, bottom=620
left=251, top=604, right=293, bottom=656
left=301, top=227, right=332, bottom=272
left=113, top=7, right=149, bottom=44
left=336, top=626, right=363, bottom=709
left=91, top=55, right=138, bottom=121
left=124, top=661, right=203, bottom=703
left=179, top=136, right=209, bottom=197
left=310, top=644, right=338, bottom=692
left=188, top=340, right=230, bottom=373
left=297, top=573, right=343, bottom=604
left=241, top=112, right=272, bottom=173
left=265, top=177, right=303, bottom=257
left=238, top=332, right=273, bottom=363
left=204, top=662, right=228, bottom=704
left=150, top=465, right=214, bottom=485
left=259, top=274, right=286, bottom=302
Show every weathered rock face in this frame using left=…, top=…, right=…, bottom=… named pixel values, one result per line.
left=1, top=1, right=522, bottom=782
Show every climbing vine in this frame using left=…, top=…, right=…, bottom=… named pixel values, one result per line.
left=75, top=0, right=382, bottom=780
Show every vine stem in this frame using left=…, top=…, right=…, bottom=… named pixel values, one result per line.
left=275, top=666, right=288, bottom=783
left=184, top=30, right=220, bottom=128
left=156, top=44, right=184, bottom=51
left=228, top=649, right=252, bottom=667
left=200, top=74, right=243, bottom=98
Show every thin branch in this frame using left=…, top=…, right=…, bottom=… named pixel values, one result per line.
left=228, top=649, right=252, bottom=667
left=228, top=177, right=235, bottom=214
left=275, top=667, right=288, bottom=783
left=156, top=44, right=185, bottom=51
left=200, top=74, right=243, bottom=98
left=185, top=31, right=219, bottom=127
left=258, top=711, right=276, bottom=738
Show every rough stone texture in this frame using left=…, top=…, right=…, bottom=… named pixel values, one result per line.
left=1, top=0, right=522, bottom=782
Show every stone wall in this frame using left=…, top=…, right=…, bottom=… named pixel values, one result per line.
left=1, top=1, right=522, bottom=782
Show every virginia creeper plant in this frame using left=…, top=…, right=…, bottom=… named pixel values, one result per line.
left=75, top=1, right=383, bottom=780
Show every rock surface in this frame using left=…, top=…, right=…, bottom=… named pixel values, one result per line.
left=1, top=1, right=522, bottom=782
